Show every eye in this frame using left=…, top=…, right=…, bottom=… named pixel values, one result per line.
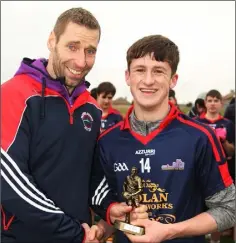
left=153, top=69, right=163, bottom=74
left=68, top=44, right=77, bottom=52
left=86, top=49, right=96, bottom=56
left=136, top=69, right=145, bottom=73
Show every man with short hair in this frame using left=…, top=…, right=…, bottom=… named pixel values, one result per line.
left=197, top=90, right=235, bottom=157
left=94, top=35, right=235, bottom=243
left=96, top=82, right=123, bottom=132
left=1, top=8, right=147, bottom=243
left=196, top=90, right=235, bottom=243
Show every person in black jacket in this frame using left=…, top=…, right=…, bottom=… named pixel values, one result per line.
left=1, top=7, right=147, bottom=243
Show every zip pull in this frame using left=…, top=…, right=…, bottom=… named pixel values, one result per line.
left=70, top=112, right=74, bottom=125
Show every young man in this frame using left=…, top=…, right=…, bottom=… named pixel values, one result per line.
left=1, top=8, right=147, bottom=243
left=196, top=90, right=235, bottom=158
left=196, top=90, right=235, bottom=243
left=188, top=98, right=206, bottom=118
left=91, top=82, right=124, bottom=241
left=94, top=35, right=235, bottom=243
left=96, top=82, right=123, bottom=132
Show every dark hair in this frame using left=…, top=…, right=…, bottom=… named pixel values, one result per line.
left=97, top=82, right=116, bottom=97
left=53, top=7, right=101, bottom=43
left=90, top=88, right=97, bottom=100
left=205, top=89, right=222, bottom=101
left=194, top=98, right=205, bottom=108
left=230, top=97, right=235, bottom=105
left=126, top=35, right=180, bottom=75
left=169, top=89, right=176, bottom=98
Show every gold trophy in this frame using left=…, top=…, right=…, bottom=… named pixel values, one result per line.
left=114, top=167, right=145, bottom=235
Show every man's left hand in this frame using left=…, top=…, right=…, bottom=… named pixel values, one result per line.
left=109, top=202, right=148, bottom=224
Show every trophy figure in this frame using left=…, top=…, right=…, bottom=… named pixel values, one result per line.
left=114, top=166, right=145, bottom=235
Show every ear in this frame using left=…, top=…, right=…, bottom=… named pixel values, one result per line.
left=125, top=70, right=130, bottom=86
left=170, top=74, right=178, bottom=89
left=47, top=31, right=56, bottom=52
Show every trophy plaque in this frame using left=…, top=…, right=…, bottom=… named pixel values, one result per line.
left=114, top=166, right=145, bottom=235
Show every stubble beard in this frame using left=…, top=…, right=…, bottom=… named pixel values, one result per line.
left=52, top=48, right=64, bottom=79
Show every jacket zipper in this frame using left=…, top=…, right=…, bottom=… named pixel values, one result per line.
left=69, top=110, right=74, bottom=125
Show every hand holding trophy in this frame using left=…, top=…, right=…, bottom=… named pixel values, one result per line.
left=114, top=166, right=145, bottom=235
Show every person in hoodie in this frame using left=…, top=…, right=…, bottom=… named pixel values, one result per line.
left=1, top=7, right=148, bottom=243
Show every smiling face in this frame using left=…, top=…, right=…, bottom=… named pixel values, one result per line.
left=47, top=22, right=100, bottom=89
left=125, top=53, right=178, bottom=111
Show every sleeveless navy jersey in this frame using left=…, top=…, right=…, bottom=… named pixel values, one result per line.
left=101, top=106, right=123, bottom=132
left=96, top=104, right=233, bottom=243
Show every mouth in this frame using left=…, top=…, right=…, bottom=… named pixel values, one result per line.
left=140, top=88, right=158, bottom=94
left=66, top=66, right=83, bottom=75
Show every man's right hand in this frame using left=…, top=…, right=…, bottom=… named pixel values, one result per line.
left=82, top=223, right=104, bottom=243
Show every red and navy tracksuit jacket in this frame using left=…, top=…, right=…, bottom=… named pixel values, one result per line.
left=95, top=104, right=233, bottom=243
left=1, top=58, right=117, bottom=243
left=101, top=107, right=123, bottom=132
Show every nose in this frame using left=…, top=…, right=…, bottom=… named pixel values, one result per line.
left=74, top=49, right=87, bottom=69
left=143, top=71, right=155, bottom=86
left=104, top=98, right=109, bottom=103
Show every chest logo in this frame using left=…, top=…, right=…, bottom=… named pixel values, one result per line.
left=114, top=163, right=129, bottom=172
left=161, top=159, right=185, bottom=171
left=81, top=112, right=93, bottom=132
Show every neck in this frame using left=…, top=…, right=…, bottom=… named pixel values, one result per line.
left=134, top=99, right=169, bottom=122
left=46, top=58, right=75, bottom=95
left=102, top=109, right=109, bottom=117
left=205, top=112, right=220, bottom=120
left=65, top=86, right=75, bottom=95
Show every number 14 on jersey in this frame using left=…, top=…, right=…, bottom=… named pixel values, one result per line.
left=139, top=158, right=151, bottom=173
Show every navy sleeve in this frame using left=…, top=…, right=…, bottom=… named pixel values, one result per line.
left=89, top=142, right=118, bottom=223
left=195, top=128, right=233, bottom=199
left=1, top=84, right=85, bottom=243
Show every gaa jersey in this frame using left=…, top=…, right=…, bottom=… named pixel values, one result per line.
left=101, top=106, right=123, bottom=132
left=95, top=104, right=233, bottom=243
left=196, top=115, right=235, bottom=144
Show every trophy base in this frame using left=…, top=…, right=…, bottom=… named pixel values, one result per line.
left=114, top=220, right=145, bottom=235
